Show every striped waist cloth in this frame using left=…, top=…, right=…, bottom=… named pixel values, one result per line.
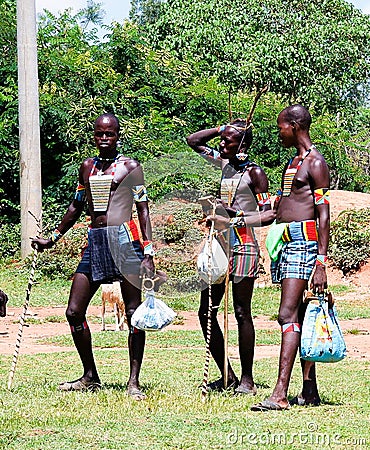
left=231, top=226, right=256, bottom=245
left=282, top=220, right=318, bottom=242
left=119, top=219, right=140, bottom=242
left=88, top=220, right=140, bottom=243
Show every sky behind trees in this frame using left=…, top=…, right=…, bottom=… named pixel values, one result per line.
left=35, top=0, right=370, bottom=23
left=35, top=0, right=131, bottom=24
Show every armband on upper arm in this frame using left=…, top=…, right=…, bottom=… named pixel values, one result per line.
left=74, top=183, right=86, bottom=202
left=256, top=192, right=271, bottom=207
left=132, top=185, right=148, bottom=202
left=314, top=188, right=330, bottom=205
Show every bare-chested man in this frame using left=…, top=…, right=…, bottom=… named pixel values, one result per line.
left=187, top=119, right=273, bottom=394
left=32, top=113, right=154, bottom=400
left=251, top=104, right=330, bottom=411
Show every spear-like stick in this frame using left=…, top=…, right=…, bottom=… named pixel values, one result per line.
left=223, top=187, right=233, bottom=389
left=8, top=212, right=42, bottom=390
left=201, top=201, right=216, bottom=402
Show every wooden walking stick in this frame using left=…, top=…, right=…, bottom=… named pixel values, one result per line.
left=8, top=212, right=42, bottom=390
left=201, top=201, right=216, bottom=402
left=223, top=187, right=233, bottom=389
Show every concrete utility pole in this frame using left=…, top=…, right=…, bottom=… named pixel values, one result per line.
left=17, top=0, right=42, bottom=257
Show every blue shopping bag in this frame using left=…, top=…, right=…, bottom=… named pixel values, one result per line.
left=300, top=293, right=346, bottom=363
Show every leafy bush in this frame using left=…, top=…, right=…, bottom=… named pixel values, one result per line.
left=329, top=208, right=370, bottom=275
left=0, top=222, right=21, bottom=260
left=29, top=225, right=88, bottom=279
left=152, top=199, right=205, bottom=293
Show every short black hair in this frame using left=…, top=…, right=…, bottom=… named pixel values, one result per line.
left=280, top=104, right=312, bottom=130
left=94, top=113, right=120, bottom=132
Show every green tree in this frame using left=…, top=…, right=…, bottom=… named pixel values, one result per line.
left=147, top=0, right=370, bottom=112
left=36, top=6, right=121, bottom=210
left=0, top=0, right=19, bottom=222
left=129, top=0, right=163, bottom=26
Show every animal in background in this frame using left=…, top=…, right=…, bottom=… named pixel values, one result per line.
left=0, top=290, right=8, bottom=317
left=101, top=282, right=127, bottom=331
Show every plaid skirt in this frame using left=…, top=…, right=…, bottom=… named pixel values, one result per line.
left=76, top=225, right=144, bottom=282
left=271, top=240, right=318, bottom=284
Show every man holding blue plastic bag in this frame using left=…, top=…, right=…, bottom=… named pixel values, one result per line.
left=32, top=114, right=155, bottom=401
left=251, top=105, right=330, bottom=411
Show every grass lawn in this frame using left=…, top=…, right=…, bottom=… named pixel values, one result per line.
left=1, top=266, right=369, bottom=449
left=0, top=346, right=369, bottom=450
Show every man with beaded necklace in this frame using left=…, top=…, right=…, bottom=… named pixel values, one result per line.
left=249, top=104, right=330, bottom=411
left=187, top=119, right=273, bottom=395
left=32, top=113, right=154, bottom=400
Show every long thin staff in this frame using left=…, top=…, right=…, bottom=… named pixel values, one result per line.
left=223, top=188, right=233, bottom=389
left=201, top=202, right=216, bottom=402
left=8, top=212, right=41, bottom=390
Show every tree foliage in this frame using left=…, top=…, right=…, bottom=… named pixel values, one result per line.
left=0, top=0, right=370, bottom=247
left=146, top=0, right=370, bottom=112
left=0, top=0, right=19, bottom=219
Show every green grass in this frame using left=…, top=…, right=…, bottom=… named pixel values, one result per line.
left=0, top=349, right=369, bottom=449
left=335, top=297, right=370, bottom=320
left=39, top=328, right=282, bottom=349
left=1, top=265, right=370, bottom=449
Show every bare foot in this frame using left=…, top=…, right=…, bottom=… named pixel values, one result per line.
left=58, top=377, right=101, bottom=392
left=127, top=385, right=147, bottom=401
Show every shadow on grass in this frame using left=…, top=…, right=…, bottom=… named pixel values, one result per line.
left=102, top=381, right=158, bottom=393
left=255, top=382, right=271, bottom=389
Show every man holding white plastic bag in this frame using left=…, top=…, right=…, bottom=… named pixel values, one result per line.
left=187, top=119, right=273, bottom=395
left=32, top=114, right=155, bottom=400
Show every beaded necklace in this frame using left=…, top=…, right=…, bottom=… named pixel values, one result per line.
left=220, top=159, right=252, bottom=205
left=89, top=155, right=121, bottom=212
left=282, top=146, right=314, bottom=197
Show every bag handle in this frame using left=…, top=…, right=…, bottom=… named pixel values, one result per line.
left=304, top=289, right=334, bottom=307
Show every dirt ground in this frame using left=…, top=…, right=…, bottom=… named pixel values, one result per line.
left=0, top=190, right=369, bottom=361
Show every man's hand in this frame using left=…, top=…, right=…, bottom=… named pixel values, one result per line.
left=310, top=265, right=328, bottom=294
left=140, top=255, right=155, bottom=279
left=0, top=289, right=8, bottom=317
left=206, top=214, right=230, bottom=232
left=215, top=199, right=236, bottom=217
left=31, top=237, right=54, bottom=253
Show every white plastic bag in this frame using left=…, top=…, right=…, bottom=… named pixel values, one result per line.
left=131, top=291, right=176, bottom=331
left=197, top=236, right=229, bottom=284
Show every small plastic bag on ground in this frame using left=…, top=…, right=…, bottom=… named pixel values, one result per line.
left=131, top=290, right=176, bottom=331
left=300, top=294, right=346, bottom=363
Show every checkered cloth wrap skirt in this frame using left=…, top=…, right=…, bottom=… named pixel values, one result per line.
left=76, top=221, right=144, bottom=282
left=271, top=220, right=318, bottom=284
